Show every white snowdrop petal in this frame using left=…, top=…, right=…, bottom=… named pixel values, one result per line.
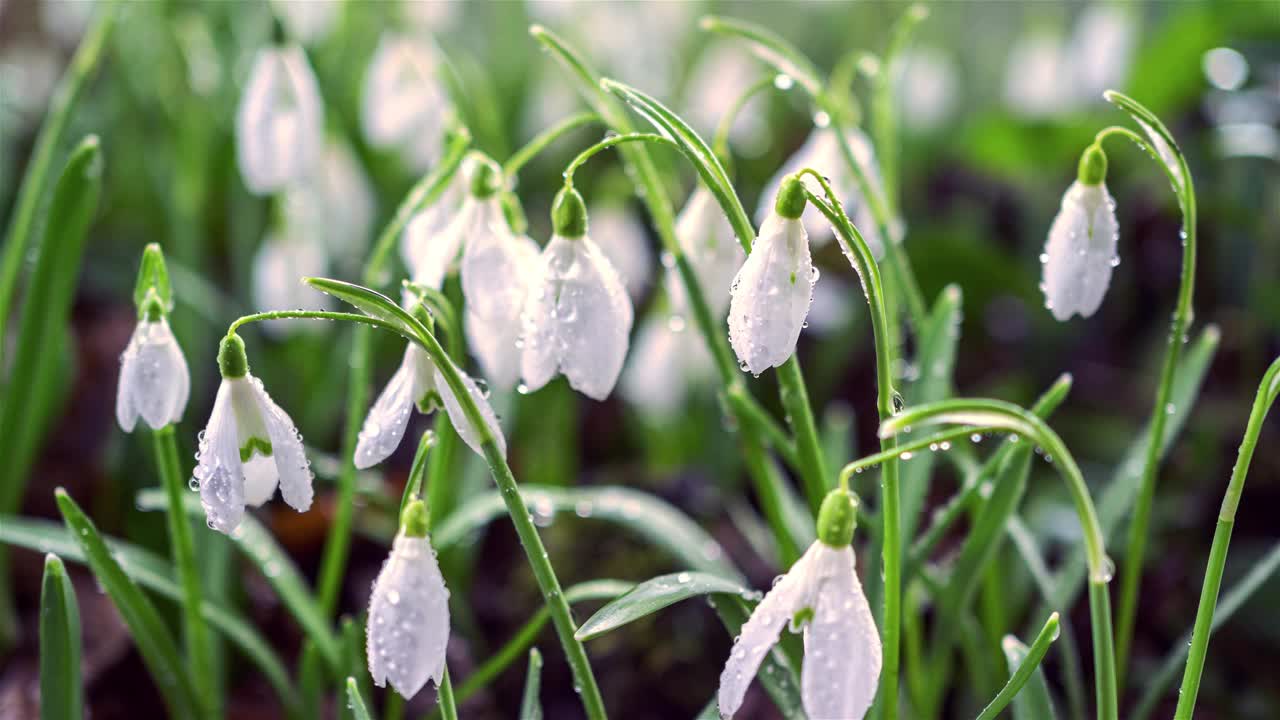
left=518, top=241, right=560, bottom=394
left=434, top=363, right=506, bottom=459
left=355, top=347, right=426, bottom=469
left=1042, top=181, right=1119, bottom=321
left=367, top=534, right=450, bottom=699
left=465, top=307, right=522, bottom=392
left=241, top=453, right=279, bottom=507
left=167, top=336, right=190, bottom=426
left=556, top=237, right=634, bottom=400
left=410, top=198, right=472, bottom=290
left=589, top=205, right=653, bottom=300
left=195, top=381, right=247, bottom=534
left=801, top=545, right=881, bottom=720
left=250, top=375, right=314, bottom=513
left=117, top=319, right=191, bottom=432
left=620, top=312, right=712, bottom=419
left=728, top=214, right=815, bottom=375
left=236, top=45, right=324, bottom=195
left=674, top=187, right=744, bottom=317
left=460, top=212, right=541, bottom=389
left=718, top=544, right=822, bottom=718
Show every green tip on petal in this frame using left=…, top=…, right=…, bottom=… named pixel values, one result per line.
left=218, top=333, right=249, bottom=379
left=1077, top=144, right=1108, bottom=186
left=816, top=488, right=858, bottom=547
left=774, top=174, right=808, bottom=219
left=552, top=185, right=588, bottom=238
left=139, top=287, right=166, bottom=322
left=401, top=499, right=430, bottom=538
left=133, top=243, right=172, bottom=312
left=468, top=153, right=503, bottom=198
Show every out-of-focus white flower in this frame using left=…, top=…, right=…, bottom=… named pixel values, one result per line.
left=1042, top=178, right=1119, bottom=321
left=521, top=188, right=634, bottom=401
left=672, top=186, right=744, bottom=317
left=195, top=335, right=314, bottom=534
left=730, top=184, right=816, bottom=375
left=235, top=44, right=324, bottom=195
left=587, top=204, right=653, bottom=301
left=401, top=160, right=472, bottom=272
left=1004, top=33, right=1073, bottom=118
left=757, top=127, right=885, bottom=255
left=271, top=0, right=340, bottom=46
left=0, top=44, right=62, bottom=129
left=116, top=314, right=189, bottom=432
left=719, top=490, right=881, bottom=719
left=1069, top=4, right=1135, bottom=102
left=40, top=0, right=95, bottom=48
left=362, top=33, right=450, bottom=171
left=251, top=233, right=332, bottom=336
left=459, top=193, right=542, bottom=389
left=283, top=138, right=375, bottom=268
left=367, top=500, right=449, bottom=700
left=683, top=43, right=767, bottom=150
left=620, top=309, right=713, bottom=419
left=356, top=338, right=507, bottom=468
left=896, top=48, right=959, bottom=132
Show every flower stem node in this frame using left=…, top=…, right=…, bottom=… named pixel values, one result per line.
left=552, top=185, right=588, bottom=238
left=774, top=174, right=808, bottom=219
left=1077, top=143, right=1108, bottom=186
left=468, top=153, right=502, bottom=198
left=817, top=488, right=859, bottom=547
left=218, top=333, right=250, bottom=379
left=400, top=499, right=430, bottom=538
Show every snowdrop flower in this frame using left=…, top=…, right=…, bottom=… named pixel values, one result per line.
left=672, top=186, right=744, bottom=317
left=235, top=43, right=324, bottom=195
left=194, top=335, right=314, bottom=534
left=251, top=232, right=331, bottom=337
left=1069, top=4, right=1136, bottom=103
left=362, top=33, right=450, bottom=171
left=458, top=159, right=542, bottom=389
left=757, top=127, right=886, bottom=254
left=355, top=304, right=507, bottom=468
left=729, top=176, right=816, bottom=375
left=271, top=0, right=339, bottom=46
left=719, top=488, right=881, bottom=719
left=620, top=309, right=713, bottom=420
left=367, top=499, right=449, bottom=700
left=588, top=203, right=653, bottom=301
left=117, top=246, right=188, bottom=433
left=401, top=152, right=472, bottom=272
left=1042, top=144, right=1119, bottom=321
left=897, top=48, right=959, bottom=133
left=521, top=186, right=634, bottom=400
left=1003, top=32, right=1073, bottom=118
left=407, top=154, right=502, bottom=291
left=283, top=138, right=376, bottom=269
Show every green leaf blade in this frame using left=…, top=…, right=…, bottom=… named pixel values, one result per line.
left=39, top=553, right=82, bottom=720
left=345, top=678, right=373, bottom=720
left=520, top=648, right=544, bottom=720
left=576, top=572, right=748, bottom=641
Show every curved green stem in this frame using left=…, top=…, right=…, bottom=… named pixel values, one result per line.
left=1096, top=94, right=1199, bottom=688
left=879, top=398, right=1117, bottom=720
left=504, top=111, right=600, bottom=177
left=153, top=426, right=217, bottom=717
left=839, top=426, right=999, bottom=488
left=562, top=133, right=681, bottom=185
left=227, top=310, right=403, bottom=338
left=1173, top=356, right=1280, bottom=719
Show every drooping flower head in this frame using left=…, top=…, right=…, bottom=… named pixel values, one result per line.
left=729, top=175, right=816, bottom=376
left=1041, top=144, right=1119, bottom=321
left=458, top=157, right=542, bottom=389
left=367, top=499, right=450, bottom=700
left=116, top=244, right=189, bottom=433
left=235, top=43, right=324, bottom=195
left=520, top=186, right=634, bottom=400
left=361, top=32, right=452, bottom=171
left=194, top=334, right=314, bottom=533
left=670, top=185, right=744, bottom=318
left=719, top=488, right=881, bottom=719
left=407, top=153, right=501, bottom=291
left=355, top=295, right=507, bottom=469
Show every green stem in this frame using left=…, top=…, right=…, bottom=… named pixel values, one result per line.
left=504, top=112, right=600, bottom=177
left=725, top=386, right=799, bottom=468
left=777, top=357, right=830, bottom=514
left=1173, top=356, right=1280, bottom=719
left=870, top=4, right=928, bottom=217
left=227, top=310, right=403, bottom=337
left=439, top=667, right=459, bottom=720
left=152, top=426, right=217, bottom=717
left=562, top=133, right=682, bottom=185
left=973, top=613, right=1060, bottom=720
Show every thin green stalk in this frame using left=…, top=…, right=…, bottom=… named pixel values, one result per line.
left=973, top=613, right=1060, bottom=720
left=562, top=133, right=683, bottom=186
left=152, top=426, right=216, bottom=716
left=504, top=111, right=600, bottom=177
left=1172, top=356, right=1280, bottom=719
left=870, top=4, right=928, bottom=217
left=439, top=667, right=459, bottom=720
left=777, top=357, right=831, bottom=513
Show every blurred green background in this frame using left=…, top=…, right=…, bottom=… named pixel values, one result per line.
left=2, top=0, right=1279, bottom=718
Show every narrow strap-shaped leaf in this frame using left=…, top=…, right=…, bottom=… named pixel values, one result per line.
left=699, top=15, right=825, bottom=98
left=576, top=572, right=748, bottom=641
left=434, top=485, right=743, bottom=581
left=0, top=137, right=103, bottom=518
left=345, top=678, right=374, bottom=720
left=39, top=553, right=82, bottom=720
left=135, top=489, right=343, bottom=671
left=1000, top=622, right=1060, bottom=720
left=519, top=648, right=544, bottom=720
left=1103, top=90, right=1190, bottom=197
left=305, top=277, right=429, bottom=346
left=54, top=490, right=204, bottom=718
left=0, top=515, right=298, bottom=715
left=974, top=613, right=1060, bottom=720
left=339, top=617, right=371, bottom=720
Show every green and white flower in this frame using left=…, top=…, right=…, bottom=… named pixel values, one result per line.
left=116, top=312, right=189, bottom=433
left=1042, top=145, right=1118, bottom=321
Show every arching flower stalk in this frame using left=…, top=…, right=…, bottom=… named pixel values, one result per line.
left=367, top=498, right=450, bottom=700
left=520, top=186, right=634, bottom=400
left=194, top=334, right=314, bottom=533
left=116, top=249, right=189, bottom=432
left=235, top=42, right=324, bottom=195
left=1041, top=144, right=1119, bottom=321
left=719, top=488, right=881, bottom=719
left=728, top=175, right=816, bottom=376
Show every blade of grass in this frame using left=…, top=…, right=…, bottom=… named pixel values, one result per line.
left=54, top=489, right=204, bottom=718
left=39, top=554, right=82, bottom=720
left=0, top=515, right=299, bottom=715
left=340, top=617, right=372, bottom=720
left=345, top=678, right=373, bottom=720
left=576, top=572, right=748, bottom=641
left=999, top=620, right=1060, bottom=720
left=973, top=614, right=1060, bottom=720
left=520, top=649, right=544, bottom=720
